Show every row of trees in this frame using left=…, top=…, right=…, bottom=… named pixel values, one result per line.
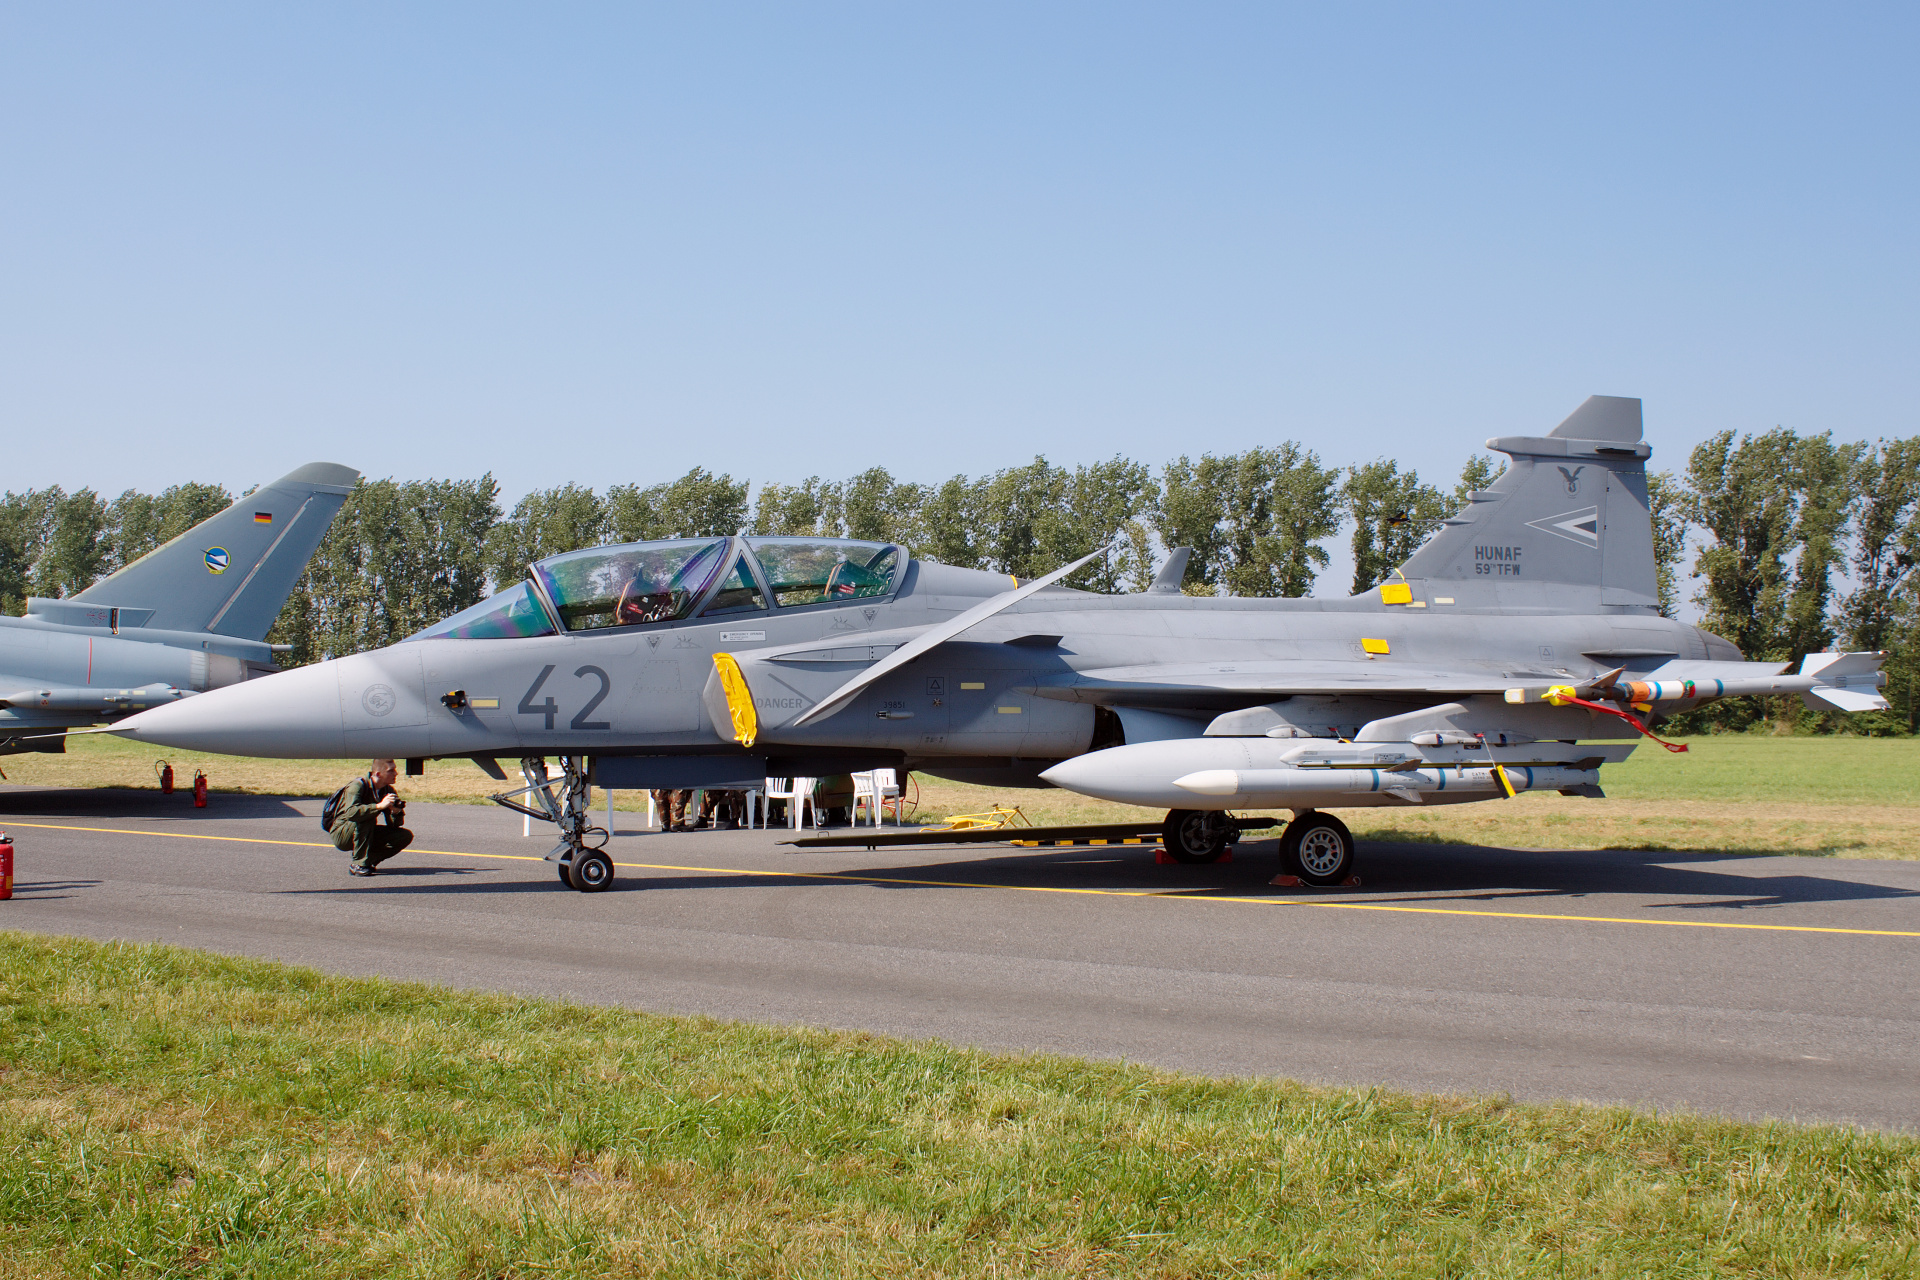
left=5, top=431, right=1914, bottom=732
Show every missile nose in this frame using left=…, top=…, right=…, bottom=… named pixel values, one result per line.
left=1172, top=770, right=1240, bottom=796
left=113, top=660, right=347, bottom=758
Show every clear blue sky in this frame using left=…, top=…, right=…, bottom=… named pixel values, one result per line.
left=4, top=3, right=1915, bottom=535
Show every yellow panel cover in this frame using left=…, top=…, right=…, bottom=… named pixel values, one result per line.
left=1361, top=637, right=1391, bottom=655
left=711, top=653, right=759, bottom=747
left=1379, top=582, right=1414, bottom=605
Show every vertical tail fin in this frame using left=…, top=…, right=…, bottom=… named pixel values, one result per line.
left=72, top=462, right=360, bottom=638
left=1397, top=396, right=1657, bottom=609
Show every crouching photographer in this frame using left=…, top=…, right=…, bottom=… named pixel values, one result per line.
left=325, top=758, right=414, bottom=878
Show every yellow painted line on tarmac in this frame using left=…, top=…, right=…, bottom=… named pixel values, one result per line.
left=5, top=821, right=346, bottom=851
left=9, top=821, right=1920, bottom=939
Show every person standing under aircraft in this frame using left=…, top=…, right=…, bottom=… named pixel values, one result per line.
left=699, top=788, right=744, bottom=830
left=331, top=758, right=413, bottom=876
left=651, top=788, right=694, bottom=831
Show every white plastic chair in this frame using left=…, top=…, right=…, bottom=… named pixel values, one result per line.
left=870, top=768, right=902, bottom=824
left=760, top=777, right=819, bottom=830
left=852, top=770, right=903, bottom=826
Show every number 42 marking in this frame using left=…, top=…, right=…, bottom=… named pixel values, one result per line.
left=518, top=665, right=611, bottom=731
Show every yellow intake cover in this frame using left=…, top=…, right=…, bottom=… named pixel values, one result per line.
left=711, top=653, right=759, bottom=748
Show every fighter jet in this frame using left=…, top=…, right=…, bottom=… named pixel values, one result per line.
left=1, top=463, right=360, bottom=754
left=108, top=399, right=1887, bottom=892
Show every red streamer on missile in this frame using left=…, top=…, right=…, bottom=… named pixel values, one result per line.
left=1550, top=692, right=1689, bottom=753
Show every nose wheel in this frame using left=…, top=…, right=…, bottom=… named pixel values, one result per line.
left=490, top=756, right=615, bottom=893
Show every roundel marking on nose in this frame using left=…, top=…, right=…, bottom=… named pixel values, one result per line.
left=205, top=547, right=230, bottom=574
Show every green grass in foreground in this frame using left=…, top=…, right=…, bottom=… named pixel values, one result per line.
left=0, top=934, right=1914, bottom=1277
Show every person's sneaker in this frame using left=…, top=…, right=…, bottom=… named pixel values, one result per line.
left=348, top=865, right=376, bottom=877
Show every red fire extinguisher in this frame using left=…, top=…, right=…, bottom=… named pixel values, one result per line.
left=1, top=834, right=13, bottom=901
left=157, top=760, right=174, bottom=794
left=193, top=770, right=208, bottom=808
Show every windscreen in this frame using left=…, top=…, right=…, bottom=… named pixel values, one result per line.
left=532, top=539, right=729, bottom=631
left=700, top=556, right=769, bottom=616
left=748, top=539, right=898, bottom=607
left=406, top=581, right=556, bottom=641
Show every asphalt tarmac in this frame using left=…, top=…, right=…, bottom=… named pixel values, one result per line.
left=3, top=783, right=1917, bottom=1133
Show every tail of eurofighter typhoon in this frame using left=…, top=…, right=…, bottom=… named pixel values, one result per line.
left=67, top=462, right=360, bottom=639
left=1394, top=395, right=1659, bottom=611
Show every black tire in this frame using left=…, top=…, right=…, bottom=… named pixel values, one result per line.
left=1285, top=813, right=1355, bottom=886
left=569, top=850, right=615, bottom=893
left=1161, top=809, right=1234, bottom=864
left=557, top=857, right=573, bottom=885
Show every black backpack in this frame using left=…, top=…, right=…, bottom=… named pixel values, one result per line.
left=320, top=781, right=356, bottom=833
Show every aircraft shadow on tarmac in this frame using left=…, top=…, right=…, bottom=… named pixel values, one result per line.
left=272, top=836, right=1919, bottom=914
left=7, top=879, right=100, bottom=900
left=1337, top=841, right=1920, bottom=912
left=0, top=786, right=309, bottom=821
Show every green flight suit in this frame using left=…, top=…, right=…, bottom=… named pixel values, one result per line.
left=329, top=775, right=414, bottom=870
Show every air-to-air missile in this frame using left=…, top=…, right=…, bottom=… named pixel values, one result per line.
left=107, top=397, right=1889, bottom=893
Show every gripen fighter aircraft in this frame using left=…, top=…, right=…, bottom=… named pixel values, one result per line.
left=110, top=399, right=1887, bottom=892
left=1, top=463, right=360, bottom=755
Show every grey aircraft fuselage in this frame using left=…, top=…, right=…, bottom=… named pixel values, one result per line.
left=98, top=547, right=1729, bottom=770
left=108, top=397, right=1885, bottom=828
left=0, top=463, right=359, bottom=753
left=105, top=396, right=1892, bottom=892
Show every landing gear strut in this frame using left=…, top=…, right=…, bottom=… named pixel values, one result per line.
left=488, top=756, right=614, bottom=892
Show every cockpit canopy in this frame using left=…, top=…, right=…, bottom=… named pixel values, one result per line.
left=406, top=537, right=901, bottom=641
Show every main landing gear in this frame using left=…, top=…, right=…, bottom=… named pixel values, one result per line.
left=1159, top=807, right=1359, bottom=886
left=1160, top=809, right=1238, bottom=863
left=1277, top=810, right=1356, bottom=887
left=489, top=756, right=614, bottom=893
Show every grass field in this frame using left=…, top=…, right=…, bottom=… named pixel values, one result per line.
left=0, top=932, right=1914, bottom=1278
left=5, top=731, right=1919, bottom=859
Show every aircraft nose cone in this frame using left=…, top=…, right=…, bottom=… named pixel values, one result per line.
left=112, top=660, right=347, bottom=758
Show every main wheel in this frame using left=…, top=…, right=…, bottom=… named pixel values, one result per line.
left=1283, top=812, right=1355, bottom=886
left=1161, top=809, right=1235, bottom=864
left=557, top=857, right=574, bottom=885
left=567, top=849, right=615, bottom=893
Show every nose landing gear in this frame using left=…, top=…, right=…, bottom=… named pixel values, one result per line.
left=488, top=756, right=614, bottom=892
